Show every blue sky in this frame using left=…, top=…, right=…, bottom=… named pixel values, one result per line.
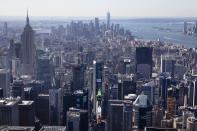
left=0, top=0, right=197, bottom=17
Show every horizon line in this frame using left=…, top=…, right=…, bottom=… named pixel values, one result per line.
left=0, top=15, right=197, bottom=19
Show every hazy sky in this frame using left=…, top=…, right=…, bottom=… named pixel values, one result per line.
left=0, top=0, right=197, bottom=17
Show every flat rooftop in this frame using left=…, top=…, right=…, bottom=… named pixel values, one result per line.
left=0, top=126, right=34, bottom=131
left=18, top=101, right=34, bottom=106
left=0, top=97, right=20, bottom=106
left=39, top=126, right=66, bottom=131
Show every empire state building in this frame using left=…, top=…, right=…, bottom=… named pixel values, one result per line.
left=21, top=11, right=36, bottom=76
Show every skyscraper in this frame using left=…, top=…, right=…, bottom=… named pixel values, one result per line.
left=95, top=17, right=100, bottom=33
left=188, top=80, right=197, bottom=107
left=0, top=97, right=20, bottom=126
left=133, top=93, right=152, bottom=130
left=21, top=11, right=36, bottom=76
left=66, top=107, right=88, bottom=131
left=11, top=80, right=24, bottom=99
left=183, top=22, right=187, bottom=34
left=18, top=101, right=35, bottom=126
left=118, top=75, right=136, bottom=100
left=49, top=88, right=63, bottom=126
left=0, top=69, right=10, bottom=97
left=36, top=54, right=53, bottom=88
left=36, top=94, right=49, bottom=125
left=72, top=64, right=85, bottom=91
left=3, top=22, right=8, bottom=36
left=161, top=55, right=175, bottom=77
left=109, top=104, right=124, bottom=131
left=136, top=47, right=152, bottom=79
left=140, top=81, right=155, bottom=104
left=107, top=10, right=110, bottom=30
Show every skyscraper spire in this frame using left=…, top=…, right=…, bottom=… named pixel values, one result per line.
left=107, top=9, right=110, bottom=30
left=26, top=9, right=29, bottom=25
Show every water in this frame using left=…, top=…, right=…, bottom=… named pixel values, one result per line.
left=28, top=17, right=197, bottom=48
left=112, top=19, right=197, bottom=48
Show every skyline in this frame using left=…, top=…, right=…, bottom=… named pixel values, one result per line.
left=0, top=0, right=197, bottom=17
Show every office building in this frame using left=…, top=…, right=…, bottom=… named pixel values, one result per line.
left=18, top=101, right=35, bottom=126
left=123, top=101, right=133, bottom=131
left=0, top=69, right=10, bottom=97
left=166, top=87, right=177, bottom=119
left=73, top=89, right=88, bottom=110
left=183, top=22, right=187, bottom=34
left=0, top=53, right=9, bottom=69
left=14, top=42, right=22, bottom=59
left=11, top=80, right=24, bottom=99
left=12, top=58, right=21, bottom=77
left=36, top=54, right=53, bottom=88
left=133, top=93, right=152, bottom=130
left=152, top=106, right=164, bottom=127
left=0, top=88, right=3, bottom=98
left=157, top=73, right=171, bottom=109
left=136, top=47, right=152, bottom=79
left=36, top=94, right=49, bottom=125
left=66, top=107, right=88, bottom=131
left=8, top=39, right=15, bottom=72
left=108, top=103, right=124, bottom=131
left=8, top=39, right=15, bottom=58
left=107, top=11, right=110, bottom=30
left=119, top=58, right=132, bottom=75
left=193, top=80, right=197, bottom=106
left=49, top=88, right=63, bottom=126
left=63, top=92, right=74, bottom=125
left=62, top=90, right=88, bottom=125
left=110, top=84, right=119, bottom=99
left=140, top=81, right=155, bottom=104
left=25, top=80, right=44, bottom=96
left=0, top=97, right=20, bottom=126
left=24, top=87, right=37, bottom=101
left=188, top=80, right=197, bottom=107
left=87, top=50, right=95, bottom=67
left=21, top=11, right=36, bottom=76
left=72, top=64, right=85, bottom=91
left=3, top=22, right=8, bottom=36
left=95, top=18, right=100, bottom=33
left=187, top=117, right=197, bottom=131
left=118, top=75, right=136, bottom=100
left=0, top=97, right=35, bottom=126
left=161, top=55, right=175, bottom=77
